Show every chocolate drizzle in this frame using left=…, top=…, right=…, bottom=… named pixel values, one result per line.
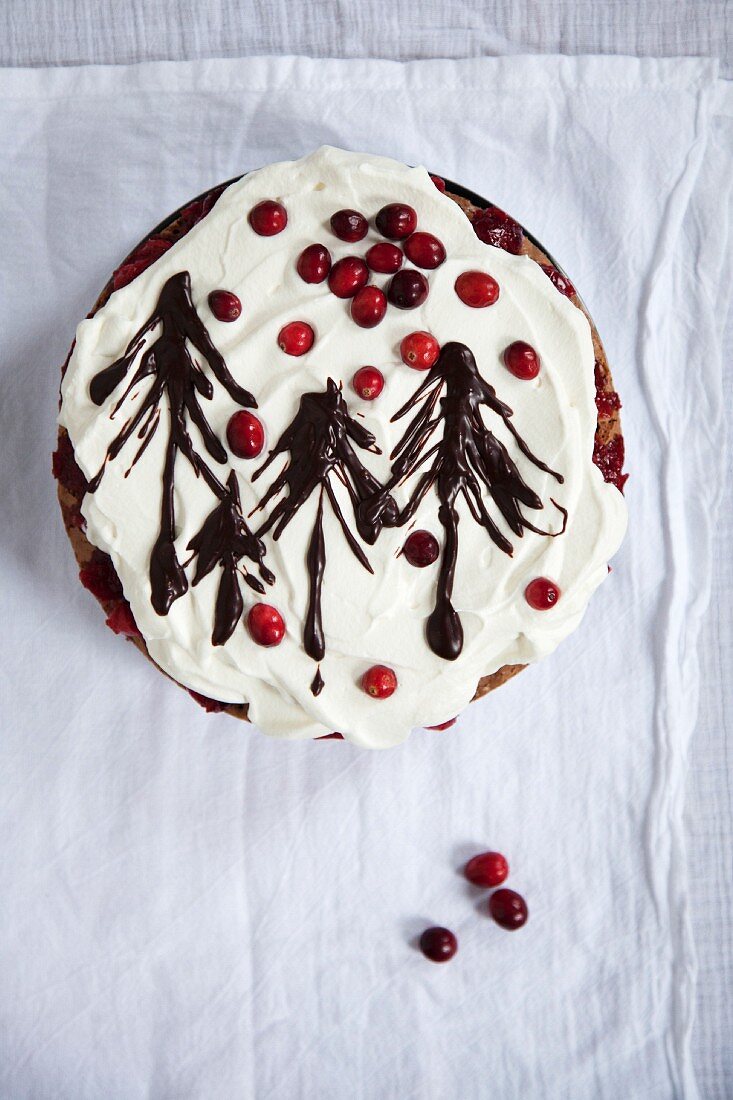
left=87, top=271, right=265, bottom=632
left=358, top=341, right=567, bottom=661
left=253, top=379, right=397, bottom=685
left=186, top=470, right=274, bottom=645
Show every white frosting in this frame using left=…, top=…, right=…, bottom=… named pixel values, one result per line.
left=59, top=146, right=627, bottom=748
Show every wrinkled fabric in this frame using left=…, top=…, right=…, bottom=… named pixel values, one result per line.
left=0, top=56, right=731, bottom=1100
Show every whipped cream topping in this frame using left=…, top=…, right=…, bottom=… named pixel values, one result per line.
left=59, top=146, right=627, bottom=748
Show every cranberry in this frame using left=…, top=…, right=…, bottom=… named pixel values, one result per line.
left=105, top=602, right=141, bottom=638
left=330, top=208, right=368, bottom=242
left=248, top=200, right=287, bottom=236
left=247, top=603, right=286, bottom=647
left=473, top=207, right=524, bottom=255
left=400, top=331, right=440, bottom=370
left=455, top=271, right=500, bottom=308
left=403, top=529, right=439, bottom=566
left=525, top=577, right=561, bottom=610
left=404, top=232, right=446, bottom=269
left=419, top=927, right=457, bottom=962
left=488, top=888, right=528, bottom=930
left=426, top=717, right=457, bottom=730
left=297, top=243, right=331, bottom=284
left=351, top=286, right=387, bottom=328
left=503, top=341, right=540, bottom=380
left=365, top=242, right=403, bottom=274
left=430, top=174, right=447, bottom=193
left=278, top=321, right=314, bottom=356
left=388, top=270, right=429, bottom=310
left=208, top=290, right=242, bottom=322
left=375, top=203, right=417, bottom=240
left=227, top=411, right=265, bottom=458
left=352, top=367, right=384, bottom=400
left=328, top=256, right=369, bottom=299
left=361, top=664, right=397, bottom=699
left=541, top=263, right=575, bottom=297
left=465, top=851, right=509, bottom=888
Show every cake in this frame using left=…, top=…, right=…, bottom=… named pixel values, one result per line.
left=55, top=147, right=627, bottom=748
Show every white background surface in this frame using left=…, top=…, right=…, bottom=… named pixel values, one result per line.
left=0, top=5, right=731, bottom=1098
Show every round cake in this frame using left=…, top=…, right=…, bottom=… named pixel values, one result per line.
left=55, top=147, right=627, bottom=748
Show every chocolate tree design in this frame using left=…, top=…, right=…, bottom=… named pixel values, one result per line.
left=87, top=271, right=269, bottom=627
left=359, top=341, right=567, bottom=661
left=252, top=378, right=397, bottom=690
left=186, top=470, right=275, bottom=645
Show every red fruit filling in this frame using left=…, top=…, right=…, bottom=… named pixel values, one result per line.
left=593, top=434, right=628, bottom=493
left=189, top=690, right=227, bottom=713
left=52, top=432, right=88, bottom=497
left=112, top=236, right=172, bottom=291
left=79, top=551, right=124, bottom=602
left=105, top=602, right=141, bottom=638
left=472, top=206, right=524, bottom=255
left=540, top=263, right=575, bottom=297
left=429, top=174, right=447, bottom=193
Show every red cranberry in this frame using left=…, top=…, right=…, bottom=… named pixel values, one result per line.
left=541, top=263, right=575, bottom=297
left=403, top=529, right=439, bottom=566
left=455, top=271, right=500, bottom=308
left=208, top=290, right=242, bottom=322
left=365, top=242, right=403, bottom=274
left=328, top=256, right=369, bottom=299
left=278, top=321, right=314, bottom=356
left=351, top=286, right=387, bottom=328
left=430, top=174, right=447, bottom=193
left=525, top=577, right=561, bottom=610
left=297, top=243, right=331, bottom=284
left=419, top=927, right=457, bottom=962
left=465, top=851, right=509, bottom=888
left=247, top=603, right=286, bottom=647
left=330, top=209, right=368, bottom=242
left=473, top=207, right=524, bottom=255
left=400, top=331, right=440, bottom=371
left=227, top=411, right=265, bottom=458
left=352, top=367, right=384, bottom=400
left=426, top=717, right=457, bottom=730
left=361, top=664, right=397, bottom=699
left=404, top=232, right=446, bottom=270
left=488, top=888, right=528, bottom=930
left=105, top=602, right=141, bottom=638
left=248, top=200, right=287, bottom=236
left=375, top=203, right=417, bottom=240
left=503, top=341, right=540, bottom=380
left=388, top=269, right=429, bottom=310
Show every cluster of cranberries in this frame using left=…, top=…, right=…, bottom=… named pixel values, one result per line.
left=420, top=849, right=529, bottom=963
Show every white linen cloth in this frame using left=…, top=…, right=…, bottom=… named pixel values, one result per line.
left=0, top=56, right=730, bottom=1099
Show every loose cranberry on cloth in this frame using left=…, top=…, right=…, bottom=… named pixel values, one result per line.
left=419, top=927, right=458, bottom=962
left=488, top=889, right=529, bottom=930
left=465, top=851, right=509, bottom=888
